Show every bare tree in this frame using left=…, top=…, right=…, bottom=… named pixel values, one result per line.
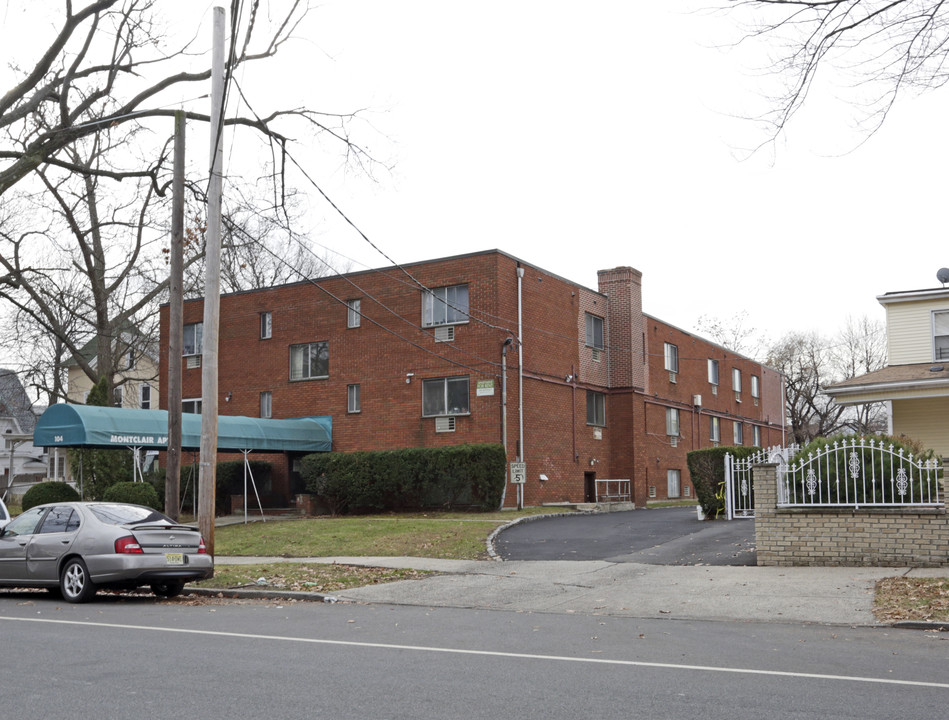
left=695, top=310, right=762, bottom=357
left=725, top=1, right=949, bottom=140
left=0, top=1, right=373, bottom=398
left=829, top=314, right=888, bottom=434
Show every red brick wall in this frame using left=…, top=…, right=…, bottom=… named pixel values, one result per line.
left=158, top=250, right=786, bottom=508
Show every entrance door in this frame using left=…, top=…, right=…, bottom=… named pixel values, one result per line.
left=584, top=472, right=596, bottom=503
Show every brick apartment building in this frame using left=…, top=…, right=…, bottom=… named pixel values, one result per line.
left=159, top=249, right=785, bottom=508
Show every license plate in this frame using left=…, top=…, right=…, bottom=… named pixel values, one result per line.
left=165, top=553, right=184, bottom=565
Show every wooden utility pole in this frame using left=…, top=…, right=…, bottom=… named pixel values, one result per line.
left=166, top=110, right=185, bottom=521
left=198, top=7, right=225, bottom=553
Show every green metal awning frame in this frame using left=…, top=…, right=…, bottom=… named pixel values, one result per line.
left=34, top=404, right=332, bottom=453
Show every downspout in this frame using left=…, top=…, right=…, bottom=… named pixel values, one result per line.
left=517, top=266, right=525, bottom=510
left=499, top=337, right=514, bottom=510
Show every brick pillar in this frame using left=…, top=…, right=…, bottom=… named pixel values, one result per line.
left=752, top=463, right=778, bottom=566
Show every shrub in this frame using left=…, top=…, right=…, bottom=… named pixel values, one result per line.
left=21, top=481, right=81, bottom=511
left=686, top=446, right=761, bottom=520
left=102, top=481, right=162, bottom=510
left=302, top=444, right=506, bottom=515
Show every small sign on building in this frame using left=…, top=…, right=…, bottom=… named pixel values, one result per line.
left=476, top=379, right=495, bottom=396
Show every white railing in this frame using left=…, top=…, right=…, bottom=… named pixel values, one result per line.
left=779, top=438, right=943, bottom=508
left=595, top=479, right=631, bottom=503
left=725, top=445, right=798, bottom=520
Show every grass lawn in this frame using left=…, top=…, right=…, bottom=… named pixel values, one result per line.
left=212, top=508, right=554, bottom=560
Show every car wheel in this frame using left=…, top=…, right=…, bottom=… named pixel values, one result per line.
left=60, top=558, right=97, bottom=603
left=151, top=581, right=185, bottom=599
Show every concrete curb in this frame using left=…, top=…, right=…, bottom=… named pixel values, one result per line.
left=185, top=586, right=339, bottom=603
left=891, top=620, right=949, bottom=632
left=485, top=512, right=579, bottom=561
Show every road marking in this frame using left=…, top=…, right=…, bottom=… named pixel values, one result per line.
left=2, top=615, right=948, bottom=690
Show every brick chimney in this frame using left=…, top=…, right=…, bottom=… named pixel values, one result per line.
left=597, top=266, right=645, bottom=390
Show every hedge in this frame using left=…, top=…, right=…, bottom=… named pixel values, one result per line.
left=686, top=446, right=761, bottom=520
left=102, top=481, right=162, bottom=510
left=301, top=444, right=506, bottom=514
left=21, top=481, right=81, bottom=511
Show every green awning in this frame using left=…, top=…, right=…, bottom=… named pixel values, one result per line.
left=34, top=404, right=331, bottom=453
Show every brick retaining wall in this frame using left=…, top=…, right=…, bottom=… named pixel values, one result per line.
left=753, top=463, right=949, bottom=567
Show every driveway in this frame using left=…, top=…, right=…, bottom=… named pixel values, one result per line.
left=494, top=506, right=757, bottom=566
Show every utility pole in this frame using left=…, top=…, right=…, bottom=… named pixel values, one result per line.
left=166, top=110, right=185, bottom=521
left=198, top=6, right=225, bottom=554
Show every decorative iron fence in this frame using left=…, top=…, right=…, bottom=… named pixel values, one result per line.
left=724, top=446, right=797, bottom=520
left=778, top=438, right=942, bottom=508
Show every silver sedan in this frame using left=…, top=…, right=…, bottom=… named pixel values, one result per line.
left=0, top=502, right=213, bottom=602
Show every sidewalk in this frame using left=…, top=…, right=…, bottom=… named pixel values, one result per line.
left=212, top=554, right=948, bottom=626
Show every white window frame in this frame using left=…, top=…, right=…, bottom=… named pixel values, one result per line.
left=422, top=376, right=470, bottom=417
left=347, top=384, right=361, bottom=413
left=422, top=284, right=469, bottom=327
left=667, top=469, right=681, bottom=499
left=260, top=312, right=272, bottom=340
left=290, top=341, right=329, bottom=381
left=347, top=299, right=362, bottom=328
left=733, top=421, right=744, bottom=445
left=753, top=425, right=762, bottom=447
left=260, top=391, right=272, bottom=419
left=934, top=310, right=949, bottom=361
left=183, top=322, right=203, bottom=356
left=139, top=383, right=151, bottom=410
left=182, top=398, right=202, bottom=414
left=732, top=367, right=742, bottom=393
left=585, top=313, right=604, bottom=350
left=751, top=374, right=760, bottom=399
left=664, top=343, right=678, bottom=374
left=708, top=359, right=719, bottom=386
left=710, top=416, right=720, bottom=443
left=665, top=407, right=680, bottom=437
left=586, top=390, right=606, bottom=427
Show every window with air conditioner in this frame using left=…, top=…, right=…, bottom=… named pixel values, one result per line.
left=422, top=376, right=469, bottom=417
left=585, top=313, right=604, bottom=350
left=422, top=284, right=469, bottom=327
left=183, top=322, right=203, bottom=356
left=751, top=374, right=760, bottom=405
left=708, top=359, right=719, bottom=386
left=665, top=343, right=678, bottom=382
left=290, top=341, right=329, bottom=381
left=586, top=390, right=606, bottom=427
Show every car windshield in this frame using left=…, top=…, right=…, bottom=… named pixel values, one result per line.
left=88, top=503, right=173, bottom=527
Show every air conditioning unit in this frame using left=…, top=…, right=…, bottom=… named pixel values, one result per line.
left=592, top=348, right=602, bottom=363
left=435, top=416, right=456, bottom=433
left=648, top=485, right=657, bottom=498
left=434, top=326, right=455, bottom=343
left=711, top=385, right=718, bottom=396
left=670, top=436, right=678, bottom=447
left=669, top=371, right=677, bottom=384
left=754, top=397, right=759, bottom=407
left=735, top=392, right=741, bottom=403
left=684, top=486, right=691, bottom=497
left=693, top=394, right=702, bottom=407
left=186, top=355, right=201, bottom=369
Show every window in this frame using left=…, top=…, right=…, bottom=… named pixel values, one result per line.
left=664, top=343, right=679, bottom=374
left=290, top=342, right=329, bottom=381
left=665, top=407, right=680, bottom=436
left=347, top=384, right=361, bottom=413
left=182, top=399, right=202, bottom=414
left=585, top=313, right=604, bottom=350
left=753, top=425, right=762, bottom=447
left=708, top=359, right=719, bottom=386
left=347, top=299, right=361, bottom=328
left=260, top=391, right=272, bottom=419
left=139, top=383, right=151, bottom=410
left=667, top=470, right=681, bottom=499
left=422, top=284, right=469, bottom=327
left=751, top=375, right=760, bottom=399
left=260, top=312, right=272, bottom=340
left=733, top=421, right=744, bottom=445
left=112, top=386, right=123, bottom=408
left=183, top=322, right=203, bottom=356
left=586, top=390, right=606, bottom=426
left=422, top=376, right=469, bottom=416
left=710, top=416, right=720, bottom=443
left=732, top=368, right=742, bottom=392
left=935, top=311, right=949, bottom=360
left=38, top=507, right=79, bottom=534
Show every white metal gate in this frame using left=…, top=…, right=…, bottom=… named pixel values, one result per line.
left=724, top=446, right=796, bottom=520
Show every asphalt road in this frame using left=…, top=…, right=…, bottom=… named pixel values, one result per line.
left=494, top=507, right=757, bottom=565
left=1, top=594, right=947, bottom=719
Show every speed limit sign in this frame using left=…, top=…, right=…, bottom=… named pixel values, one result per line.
left=510, top=461, right=526, bottom=484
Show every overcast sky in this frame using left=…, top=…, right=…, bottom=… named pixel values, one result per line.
left=8, top=1, right=949, bottom=352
